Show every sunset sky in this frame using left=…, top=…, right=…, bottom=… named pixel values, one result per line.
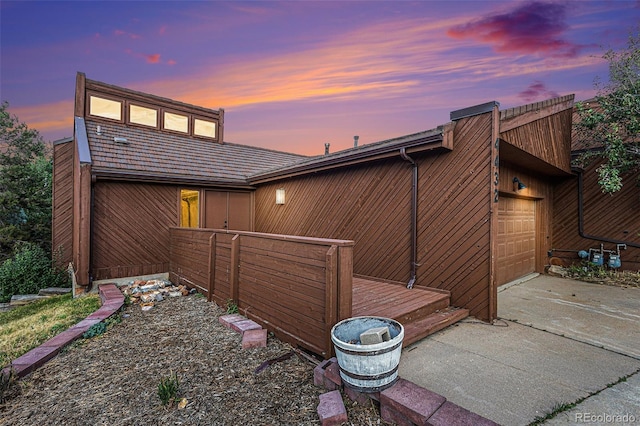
left=1, top=1, right=638, bottom=155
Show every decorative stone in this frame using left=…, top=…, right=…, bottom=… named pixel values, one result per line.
left=10, top=294, right=48, bottom=306
left=241, top=328, right=267, bottom=349
left=317, top=390, right=347, bottom=426
left=380, top=378, right=446, bottom=425
left=141, top=305, right=154, bottom=311
left=360, top=326, right=390, bottom=345
left=230, top=319, right=262, bottom=335
left=38, top=287, right=72, bottom=296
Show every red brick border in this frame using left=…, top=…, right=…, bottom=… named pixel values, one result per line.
left=1, top=284, right=124, bottom=380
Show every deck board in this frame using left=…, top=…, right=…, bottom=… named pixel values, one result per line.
left=352, top=276, right=450, bottom=320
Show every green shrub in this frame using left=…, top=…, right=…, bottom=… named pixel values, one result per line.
left=0, top=242, right=69, bottom=303
left=82, top=322, right=107, bottom=339
left=226, top=299, right=238, bottom=314
left=158, top=372, right=180, bottom=407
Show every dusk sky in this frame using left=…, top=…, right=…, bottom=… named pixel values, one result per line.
left=1, top=1, right=639, bottom=156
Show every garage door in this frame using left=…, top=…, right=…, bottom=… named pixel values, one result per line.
left=496, top=197, right=536, bottom=285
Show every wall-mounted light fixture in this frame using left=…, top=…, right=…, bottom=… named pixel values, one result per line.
left=513, top=177, right=526, bottom=191
left=275, top=188, right=286, bottom=205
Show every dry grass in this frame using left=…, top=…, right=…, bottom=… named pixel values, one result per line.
left=0, top=293, right=101, bottom=367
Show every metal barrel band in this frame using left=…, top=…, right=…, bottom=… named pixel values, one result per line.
left=342, top=376, right=399, bottom=393
left=334, top=340, right=402, bottom=357
left=338, top=364, right=398, bottom=381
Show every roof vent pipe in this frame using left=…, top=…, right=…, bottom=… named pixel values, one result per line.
left=324, top=143, right=330, bottom=155
left=400, top=147, right=418, bottom=289
left=354, top=135, right=359, bottom=148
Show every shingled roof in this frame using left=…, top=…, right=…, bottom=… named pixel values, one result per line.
left=85, top=119, right=308, bottom=186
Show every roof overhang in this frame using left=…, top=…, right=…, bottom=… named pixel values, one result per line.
left=500, top=139, right=573, bottom=177
left=249, top=129, right=446, bottom=184
left=90, top=168, right=255, bottom=189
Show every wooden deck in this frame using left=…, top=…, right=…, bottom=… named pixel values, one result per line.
left=352, top=275, right=468, bottom=346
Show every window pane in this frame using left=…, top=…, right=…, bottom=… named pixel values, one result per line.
left=194, top=118, right=216, bottom=138
left=89, top=96, right=122, bottom=120
left=164, top=112, right=189, bottom=133
left=180, top=190, right=199, bottom=228
left=130, top=104, right=157, bottom=127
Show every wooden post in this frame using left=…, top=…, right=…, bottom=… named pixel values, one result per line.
left=230, top=234, right=240, bottom=304
left=325, top=245, right=338, bottom=358
left=488, top=104, right=501, bottom=321
left=337, top=245, right=353, bottom=321
left=208, top=233, right=216, bottom=302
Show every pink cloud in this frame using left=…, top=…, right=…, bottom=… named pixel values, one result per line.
left=114, top=29, right=140, bottom=39
left=167, top=59, right=177, bottom=65
left=447, top=2, right=582, bottom=58
left=159, top=25, right=167, bottom=35
left=146, top=54, right=161, bottom=64
left=518, top=80, right=560, bottom=102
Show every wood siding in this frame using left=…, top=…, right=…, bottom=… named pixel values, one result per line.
left=91, top=182, right=178, bottom=280
left=500, top=98, right=573, bottom=173
left=52, top=141, right=74, bottom=267
left=169, top=228, right=354, bottom=358
left=255, top=112, right=495, bottom=320
left=553, top=161, right=640, bottom=269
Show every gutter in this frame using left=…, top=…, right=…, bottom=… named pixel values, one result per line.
left=578, top=170, right=640, bottom=248
left=400, top=148, right=418, bottom=289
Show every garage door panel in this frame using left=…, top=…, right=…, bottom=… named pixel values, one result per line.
left=497, top=197, right=536, bottom=285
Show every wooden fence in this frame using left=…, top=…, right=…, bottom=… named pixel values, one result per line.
left=169, top=227, right=354, bottom=358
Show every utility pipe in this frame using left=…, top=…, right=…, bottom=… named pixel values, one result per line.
left=400, top=148, right=418, bottom=289
left=578, top=170, right=640, bottom=248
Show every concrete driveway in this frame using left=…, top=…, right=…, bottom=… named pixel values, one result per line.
left=398, top=275, right=640, bottom=426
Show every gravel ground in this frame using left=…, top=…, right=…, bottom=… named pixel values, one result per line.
left=0, top=294, right=382, bottom=425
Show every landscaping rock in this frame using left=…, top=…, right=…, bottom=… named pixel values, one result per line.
left=548, top=265, right=568, bottom=277
left=10, top=294, right=48, bottom=306
left=0, top=302, right=13, bottom=312
left=38, top=287, right=72, bottom=296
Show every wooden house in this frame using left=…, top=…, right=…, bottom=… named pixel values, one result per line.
left=53, top=73, right=576, bottom=356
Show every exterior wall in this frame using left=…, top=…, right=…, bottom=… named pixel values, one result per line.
left=553, top=161, right=640, bottom=270
left=91, top=181, right=179, bottom=280
left=52, top=141, right=74, bottom=267
left=255, top=112, right=495, bottom=320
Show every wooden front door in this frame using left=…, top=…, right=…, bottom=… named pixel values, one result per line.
left=204, top=190, right=252, bottom=231
left=496, top=197, right=536, bottom=285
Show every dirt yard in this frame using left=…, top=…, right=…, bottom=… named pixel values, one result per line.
left=0, top=294, right=381, bottom=425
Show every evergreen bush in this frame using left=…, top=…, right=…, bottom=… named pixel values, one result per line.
left=0, top=242, right=69, bottom=302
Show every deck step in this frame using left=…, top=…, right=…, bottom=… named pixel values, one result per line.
left=401, top=307, right=469, bottom=347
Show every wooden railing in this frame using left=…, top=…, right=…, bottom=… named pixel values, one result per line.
left=169, top=228, right=354, bottom=358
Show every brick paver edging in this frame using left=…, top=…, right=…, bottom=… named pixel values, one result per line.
left=1, top=284, right=124, bottom=380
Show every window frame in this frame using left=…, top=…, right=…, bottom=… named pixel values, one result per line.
left=162, top=110, right=190, bottom=135
left=86, top=92, right=125, bottom=123
left=127, top=101, right=159, bottom=129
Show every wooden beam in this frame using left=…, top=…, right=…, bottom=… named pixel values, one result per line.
left=229, top=234, right=240, bottom=304
left=499, top=96, right=574, bottom=133
left=325, top=245, right=338, bottom=358
left=337, top=245, right=353, bottom=321
left=77, top=163, right=92, bottom=286
left=488, top=104, right=500, bottom=322
left=208, top=233, right=216, bottom=302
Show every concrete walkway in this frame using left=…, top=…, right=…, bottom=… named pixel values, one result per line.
left=398, top=275, right=640, bottom=426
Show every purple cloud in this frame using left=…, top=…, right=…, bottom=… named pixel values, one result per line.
left=518, top=80, right=560, bottom=102
left=447, top=2, right=582, bottom=58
